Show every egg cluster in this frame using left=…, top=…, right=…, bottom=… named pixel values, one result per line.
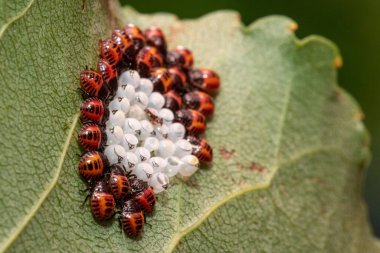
left=103, top=69, right=204, bottom=193
left=77, top=24, right=220, bottom=236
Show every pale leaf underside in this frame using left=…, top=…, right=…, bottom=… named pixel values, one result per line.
left=0, top=2, right=378, bottom=252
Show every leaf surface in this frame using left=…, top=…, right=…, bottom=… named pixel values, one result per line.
left=0, top=2, right=379, bottom=253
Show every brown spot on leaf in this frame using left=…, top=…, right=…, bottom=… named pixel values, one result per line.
left=219, top=147, right=236, bottom=160
left=238, top=179, right=247, bottom=185
left=289, top=22, right=298, bottom=32
left=236, top=162, right=244, bottom=171
left=81, top=0, right=87, bottom=11
left=334, top=56, right=343, bottom=68
left=354, top=111, right=365, bottom=121
left=183, top=176, right=199, bottom=188
left=223, top=175, right=234, bottom=184
left=177, top=240, right=185, bottom=252
left=168, top=24, right=185, bottom=43
left=329, top=87, right=342, bottom=102
left=249, top=162, right=266, bottom=173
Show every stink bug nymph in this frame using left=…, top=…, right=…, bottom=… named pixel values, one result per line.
left=78, top=123, right=107, bottom=151
left=187, top=136, right=213, bottom=163
left=164, top=90, right=182, bottom=111
left=168, top=67, right=188, bottom=95
left=97, top=59, right=118, bottom=94
left=150, top=68, right=173, bottom=94
left=136, top=46, right=163, bottom=77
left=111, top=29, right=135, bottom=66
left=107, top=165, right=131, bottom=202
left=124, top=24, right=146, bottom=53
left=183, top=91, right=215, bottom=117
left=99, top=39, right=123, bottom=67
left=175, top=109, right=206, bottom=136
left=80, top=68, right=108, bottom=99
left=144, top=26, right=167, bottom=56
left=166, top=46, right=193, bottom=69
left=120, top=199, right=145, bottom=236
left=90, top=180, right=115, bottom=220
left=130, top=178, right=156, bottom=213
left=189, top=68, right=220, bottom=93
left=79, top=151, right=108, bottom=182
left=80, top=97, right=109, bottom=124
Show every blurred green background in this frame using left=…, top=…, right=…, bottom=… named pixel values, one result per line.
left=121, top=0, right=380, bottom=236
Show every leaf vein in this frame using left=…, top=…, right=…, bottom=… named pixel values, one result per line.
left=164, top=145, right=350, bottom=252
left=0, top=0, right=35, bottom=40
left=0, top=113, right=79, bottom=253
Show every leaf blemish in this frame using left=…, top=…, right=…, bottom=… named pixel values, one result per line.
left=219, top=147, right=236, bottom=160
left=236, top=162, right=244, bottom=171
left=183, top=176, right=199, bottom=188
left=81, top=0, right=87, bottom=12
left=168, top=25, right=184, bottom=43
left=249, top=162, right=267, bottom=173
left=329, top=87, right=342, bottom=102
left=177, top=240, right=185, bottom=252
left=334, top=56, right=343, bottom=68
left=354, top=111, right=365, bottom=121
left=289, top=22, right=298, bottom=32
left=238, top=179, right=247, bottom=185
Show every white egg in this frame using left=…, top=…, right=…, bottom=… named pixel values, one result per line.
left=157, top=139, right=175, bottom=158
left=134, top=91, right=149, bottom=109
left=148, top=92, right=165, bottom=110
left=105, top=126, right=124, bottom=145
left=168, top=123, right=186, bottom=142
left=128, top=104, right=146, bottom=120
left=104, top=145, right=127, bottom=165
left=106, top=110, right=125, bottom=128
left=139, top=78, right=153, bottom=96
left=174, top=139, right=193, bottom=158
left=163, top=156, right=182, bottom=177
left=135, top=147, right=151, bottom=162
left=159, top=108, right=174, bottom=125
left=139, top=120, right=154, bottom=140
left=119, top=70, right=140, bottom=89
left=149, top=157, right=168, bottom=173
left=179, top=155, right=199, bottom=177
left=120, top=99, right=131, bottom=114
left=116, top=84, right=135, bottom=101
left=121, top=152, right=139, bottom=172
left=123, top=117, right=142, bottom=136
left=154, top=124, right=169, bottom=140
left=143, top=137, right=160, bottom=152
left=149, top=172, right=169, bottom=193
left=133, top=162, right=154, bottom=182
left=108, top=97, right=121, bottom=112
left=108, top=97, right=130, bottom=115
left=122, top=133, right=138, bottom=151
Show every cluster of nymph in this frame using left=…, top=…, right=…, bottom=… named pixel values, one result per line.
left=77, top=24, right=220, bottom=236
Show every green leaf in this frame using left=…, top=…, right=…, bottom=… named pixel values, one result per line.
left=0, top=1, right=378, bottom=252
